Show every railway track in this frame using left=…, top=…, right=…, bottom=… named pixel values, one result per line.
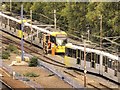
left=0, top=80, right=12, bottom=90
left=1, top=30, right=84, bottom=89
left=1, top=30, right=119, bottom=89
left=63, top=70, right=116, bottom=90
left=1, top=33, right=65, bottom=68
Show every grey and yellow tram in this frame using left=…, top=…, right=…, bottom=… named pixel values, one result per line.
left=64, top=43, right=120, bottom=84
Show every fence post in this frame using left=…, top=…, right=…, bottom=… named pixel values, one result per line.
left=13, top=71, right=15, bottom=79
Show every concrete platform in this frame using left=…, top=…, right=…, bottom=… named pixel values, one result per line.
left=9, top=61, right=28, bottom=66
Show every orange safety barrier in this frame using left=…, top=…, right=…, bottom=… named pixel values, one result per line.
left=51, top=43, right=55, bottom=55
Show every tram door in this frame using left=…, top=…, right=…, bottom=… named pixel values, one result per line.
left=103, top=56, right=108, bottom=73
left=91, top=53, right=95, bottom=68
left=76, top=49, right=81, bottom=65
left=43, top=34, right=50, bottom=54
left=113, top=60, right=118, bottom=77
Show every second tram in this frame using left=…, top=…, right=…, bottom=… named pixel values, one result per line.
left=65, top=43, right=120, bottom=84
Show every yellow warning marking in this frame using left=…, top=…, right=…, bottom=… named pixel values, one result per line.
left=18, top=30, right=23, bottom=38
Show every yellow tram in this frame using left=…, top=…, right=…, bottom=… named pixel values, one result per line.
left=43, top=31, right=67, bottom=54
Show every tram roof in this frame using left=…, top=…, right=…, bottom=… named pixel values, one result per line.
left=0, top=12, right=52, bottom=34
left=0, top=12, right=68, bottom=36
left=66, top=43, right=119, bottom=61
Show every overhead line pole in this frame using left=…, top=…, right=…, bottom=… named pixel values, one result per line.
left=84, top=40, right=87, bottom=87
left=30, top=10, right=33, bottom=45
left=21, top=4, right=24, bottom=61
left=100, top=15, right=102, bottom=50
left=54, top=9, right=56, bottom=30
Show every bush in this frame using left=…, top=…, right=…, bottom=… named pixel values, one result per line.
left=23, top=72, right=39, bottom=77
left=29, top=57, right=38, bottom=67
left=7, top=44, right=19, bottom=54
left=2, top=51, right=10, bottom=59
left=12, top=49, right=19, bottom=54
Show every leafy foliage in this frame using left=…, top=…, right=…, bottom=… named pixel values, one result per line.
left=7, top=44, right=19, bottom=54
left=2, top=44, right=19, bottom=59
left=2, top=51, right=10, bottom=59
left=29, top=57, right=38, bottom=67
left=23, top=72, right=39, bottom=77
left=3, top=2, right=120, bottom=51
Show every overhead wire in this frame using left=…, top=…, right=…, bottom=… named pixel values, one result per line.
left=28, top=11, right=120, bottom=54
left=8, top=4, right=119, bottom=54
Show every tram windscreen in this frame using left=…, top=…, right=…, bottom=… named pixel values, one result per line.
left=56, top=35, right=67, bottom=46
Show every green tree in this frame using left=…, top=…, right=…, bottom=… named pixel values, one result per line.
left=61, top=2, right=88, bottom=36
left=3, top=2, right=120, bottom=50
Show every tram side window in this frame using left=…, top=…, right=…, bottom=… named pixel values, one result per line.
left=50, top=36, right=56, bottom=44
left=33, top=35, right=36, bottom=40
left=114, top=70, right=117, bottom=76
left=115, top=61, right=118, bottom=70
left=92, top=53, right=95, bottom=61
left=17, top=24, right=21, bottom=30
left=44, top=36, right=49, bottom=43
left=81, top=51, right=84, bottom=60
left=67, top=48, right=70, bottom=56
left=65, top=48, right=69, bottom=56
left=67, top=48, right=72, bottom=57
left=114, top=61, right=118, bottom=77
left=112, top=60, right=118, bottom=71
left=108, top=59, right=112, bottom=68
left=105, top=66, right=108, bottom=72
left=103, top=56, right=106, bottom=66
left=104, top=57, right=108, bottom=72
left=72, top=49, right=76, bottom=58
left=77, top=57, right=80, bottom=64
left=105, top=57, right=108, bottom=66
left=112, top=60, right=115, bottom=70
left=96, top=54, right=100, bottom=64
left=38, top=33, right=42, bottom=38
left=91, top=61, right=95, bottom=68
left=86, top=53, right=91, bottom=62
left=78, top=49, right=80, bottom=57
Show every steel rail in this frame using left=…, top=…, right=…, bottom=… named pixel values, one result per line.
left=1, top=29, right=85, bottom=89
left=38, top=60, right=85, bottom=90
left=1, top=29, right=65, bottom=68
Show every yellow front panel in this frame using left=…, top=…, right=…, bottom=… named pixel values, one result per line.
left=55, top=46, right=65, bottom=53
